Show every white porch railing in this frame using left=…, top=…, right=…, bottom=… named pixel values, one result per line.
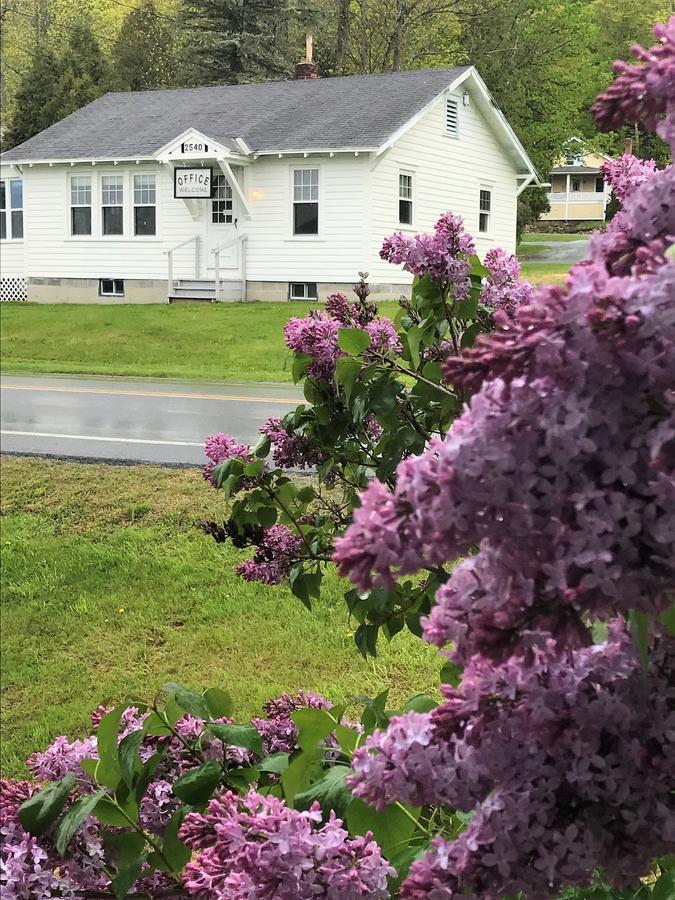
left=547, top=191, right=606, bottom=202
left=213, top=233, right=248, bottom=302
left=164, top=235, right=201, bottom=295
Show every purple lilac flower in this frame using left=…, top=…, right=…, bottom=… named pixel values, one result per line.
left=350, top=626, right=675, bottom=899
left=284, top=311, right=344, bottom=380
left=203, top=433, right=253, bottom=486
left=260, top=416, right=324, bottom=468
left=236, top=524, right=303, bottom=585
left=27, top=735, right=98, bottom=782
left=253, top=690, right=332, bottom=755
left=602, top=153, right=658, bottom=203
left=179, top=789, right=394, bottom=899
left=481, top=247, right=534, bottom=313
left=364, top=318, right=402, bottom=358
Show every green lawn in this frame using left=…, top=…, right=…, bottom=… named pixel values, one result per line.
left=517, top=242, right=549, bottom=258
left=520, top=261, right=571, bottom=285
left=520, top=231, right=588, bottom=242
left=0, top=457, right=440, bottom=778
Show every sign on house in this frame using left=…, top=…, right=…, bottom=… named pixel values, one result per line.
left=174, top=167, right=213, bottom=198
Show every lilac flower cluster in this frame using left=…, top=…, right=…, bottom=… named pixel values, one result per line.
left=336, top=22, right=675, bottom=897
left=203, top=432, right=253, bottom=486
left=179, top=789, right=394, bottom=899
left=260, top=415, right=325, bottom=468
left=481, top=247, right=534, bottom=312
left=602, top=153, right=658, bottom=203
left=284, top=310, right=344, bottom=380
left=364, top=318, right=402, bottom=358
left=252, top=690, right=332, bottom=754
left=325, top=291, right=376, bottom=327
left=380, top=212, right=475, bottom=296
left=235, top=524, right=304, bottom=584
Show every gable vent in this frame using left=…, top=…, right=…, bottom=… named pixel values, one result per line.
left=446, top=98, right=459, bottom=136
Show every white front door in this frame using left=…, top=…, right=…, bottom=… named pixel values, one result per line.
left=205, top=172, right=238, bottom=273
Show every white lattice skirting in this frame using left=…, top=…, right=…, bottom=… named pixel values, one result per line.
left=0, top=278, right=28, bottom=301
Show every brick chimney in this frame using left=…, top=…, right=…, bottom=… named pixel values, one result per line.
left=295, top=33, right=318, bottom=80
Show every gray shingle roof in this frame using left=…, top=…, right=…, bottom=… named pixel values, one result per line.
left=1, top=67, right=470, bottom=162
left=550, top=165, right=603, bottom=175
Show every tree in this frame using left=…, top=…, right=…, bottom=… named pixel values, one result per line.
left=110, top=0, right=177, bottom=91
left=48, top=22, right=108, bottom=120
left=4, top=46, right=63, bottom=148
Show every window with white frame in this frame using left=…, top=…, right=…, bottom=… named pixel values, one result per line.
left=70, top=175, right=92, bottom=236
left=446, top=98, right=459, bottom=136
left=289, top=282, right=317, bottom=300
left=398, top=172, right=413, bottom=225
left=212, top=174, right=233, bottom=224
left=293, top=168, right=319, bottom=235
left=0, top=179, right=23, bottom=240
left=101, top=175, right=123, bottom=236
left=134, top=173, right=156, bottom=236
left=99, top=278, right=124, bottom=296
left=479, top=188, right=491, bottom=233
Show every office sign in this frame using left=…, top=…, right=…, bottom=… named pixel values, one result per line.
left=174, top=167, right=213, bottom=199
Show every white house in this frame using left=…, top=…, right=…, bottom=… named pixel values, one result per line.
left=0, top=60, right=539, bottom=304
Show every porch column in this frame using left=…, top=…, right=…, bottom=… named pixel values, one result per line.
left=565, top=173, right=570, bottom=221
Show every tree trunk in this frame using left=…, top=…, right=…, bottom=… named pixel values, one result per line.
left=335, top=0, right=350, bottom=73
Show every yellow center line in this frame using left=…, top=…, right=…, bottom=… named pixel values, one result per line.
left=1, top=384, right=299, bottom=405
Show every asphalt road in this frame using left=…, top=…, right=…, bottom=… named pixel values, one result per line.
left=0, top=375, right=302, bottom=466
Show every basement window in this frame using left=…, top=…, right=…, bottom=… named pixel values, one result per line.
left=289, top=282, right=317, bottom=301
left=99, top=278, right=124, bottom=297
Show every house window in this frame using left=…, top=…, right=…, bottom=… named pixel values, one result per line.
left=595, top=176, right=604, bottom=192
left=70, top=175, right=92, bottom=236
left=134, top=174, right=156, bottom=236
left=446, top=98, right=459, bottom=136
left=212, top=174, right=233, bottom=224
left=99, top=278, right=124, bottom=297
left=399, top=172, right=413, bottom=225
left=293, top=168, right=319, bottom=235
left=479, top=189, right=491, bottom=233
left=101, top=175, right=123, bottom=236
left=289, top=282, right=317, bottom=300
left=1, top=179, right=23, bottom=240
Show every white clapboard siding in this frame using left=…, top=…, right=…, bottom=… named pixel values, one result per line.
left=367, top=89, right=519, bottom=283
left=243, top=155, right=369, bottom=283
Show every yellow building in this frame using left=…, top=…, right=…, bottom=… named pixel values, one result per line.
left=540, top=140, right=612, bottom=224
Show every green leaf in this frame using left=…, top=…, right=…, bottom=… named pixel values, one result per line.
left=172, top=760, right=222, bottom=806
left=455, top=295, right=478, bottom=321
left=294, top=765, right=353, bottom=818
left=55, top=789, right=106, bottom=856
left=440, top=660, right=463, bottom=686
left=338, top=327, right=371, bottom=355
left=96, top=706, right=125, bottom=788
left=407, top=325, right=421, bottom=369
left=204, top=687, right=234, bottom=719
left=224, top=765, right=261, bottom=790
left=281, top=747, right=323, bottom=806
left=159, top=808, right=191, bottom=873
left=297, top=485, right=316, bottom=503
left=93, top=796, right=138, bottom=827
left=335, top=724, right=359, bottom=754
left=292, top=708, right=336, bottom=751
left=119, top=730, right=144, bottom=789
left=257, top=506, right=278, bottom=528
left=402, top=693, right=438, bottom=714
left=659, top=607, right=675, bottom=637
left=134, top=752, right=165, bottom=804
left=291, top=352, right=312, bottom=383
left=653, top=870, right=675, bottom=900
left=143, top=697, right=181, bottom=737
left=243, top=458, right=265, bottom=477
left=346, top=797, right=419, bottom=856
left=252, top=433, right=272, bottom=458
left=109, top=832, right=147, bottom=900
left=469, top=254, right=489, bottom=278
left=207, top=723, right=263, bottom=756
left=163, top=682, right=211, bottom=721
left=19, top=774, right=76, bottom=836
left=461, top=322, right=482, bottom=349
left=354, top=622, right=379, bottom=659
left=259, top=753, right=290, bottom=775
left=335, top=356, right=362, bottom=402
left=628, top=609, right=650, bottom=673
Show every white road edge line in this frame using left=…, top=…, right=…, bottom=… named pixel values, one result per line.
left=1, top=430, right=203, bottom=447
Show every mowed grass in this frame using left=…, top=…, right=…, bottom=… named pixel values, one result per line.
left=520, top=231, right=589, bottom=242
left=519, top=261, right=571, bottom=285
left=0, top=301, right=394, bottom=383
left=0, top=457, right=441, bottom=778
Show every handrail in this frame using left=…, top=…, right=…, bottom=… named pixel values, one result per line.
left=165, top=235, right=200, bottom=300
left=213, top=233, right=248, bottom=303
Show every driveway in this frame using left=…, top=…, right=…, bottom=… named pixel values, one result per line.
left=522, top=237, right=590, bottom=265
left=0, top=375, right=302, bottom=465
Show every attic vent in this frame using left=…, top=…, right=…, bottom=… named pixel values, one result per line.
left=446, top=98, right=459, bottom=136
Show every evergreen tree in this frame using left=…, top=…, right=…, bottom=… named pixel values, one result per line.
left=181, top=0, right=301, bottom=85
left=111, top=0, right=177, bottom=91
left=49, top=23, right=108, bottom=120
left=5, top=47, right=63, bottom=149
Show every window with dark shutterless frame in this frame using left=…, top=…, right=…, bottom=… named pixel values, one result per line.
left=479, top=188, right=491, bottom=233
left=289, top=282, right=318, bottom=300
left=399, top=172, right=413, bottom=225
left=70, top=175, right=92, bottom=236
left=101, top=175, right=123, bottom=236
left=293, top=168, right=319, bottom=235
left=134, top=174, right=156, bottom=236
left=99, top=279, right=124, bottom=296
left=212, top=174, right=233, bottom=224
